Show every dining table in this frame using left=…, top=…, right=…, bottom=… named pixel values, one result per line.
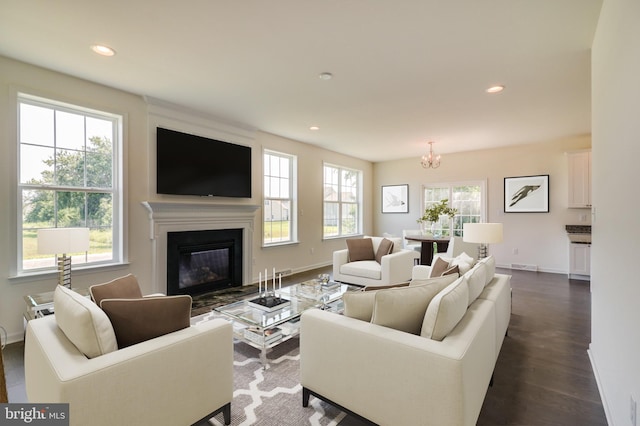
left=404, top=235, right=450, bottom=265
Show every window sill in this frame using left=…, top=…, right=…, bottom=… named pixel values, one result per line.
left=8, top=261, right=131, bottom=284
left=262, top=241, right=300, bottom=249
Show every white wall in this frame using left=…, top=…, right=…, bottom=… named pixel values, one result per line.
left=591, top=0, right=640, bottom=424
left=373, top=136, right=591, bottom=273
left=0, top=56, right=373, bottom=343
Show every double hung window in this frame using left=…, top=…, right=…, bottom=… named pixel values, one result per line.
left=263, top=150, right=297, bottom=245
left=17, top=94, right=122, bottom=273
left=323, top=163, right=362, bottom=238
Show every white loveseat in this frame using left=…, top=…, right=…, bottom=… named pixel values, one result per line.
left=301, top=256, right=511, bottom=426
left=25, top=284, right=233, bottom=426
left=333, top=236, right=419, bottom=287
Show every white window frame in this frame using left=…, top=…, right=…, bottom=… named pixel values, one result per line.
left=263, top=149, right=297, bottom=246
left=323, top=163, right=363, bottom=239
left=16, top=93, right=123, bottom=275
left=421, top=180, right=487, bottom=237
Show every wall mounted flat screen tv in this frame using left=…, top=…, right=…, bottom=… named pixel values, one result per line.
left=156, top=127, right=252, bottom=198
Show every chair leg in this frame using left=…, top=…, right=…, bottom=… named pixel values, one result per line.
left=222, top=403, right=231, bottom=425
left=302, top=387, right=311, bottom=407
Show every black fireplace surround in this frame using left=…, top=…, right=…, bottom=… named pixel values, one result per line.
left=166, top=229, right=243, bottom=296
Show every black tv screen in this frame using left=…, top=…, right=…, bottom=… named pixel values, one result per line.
left=156, top=127, right=252, bottom=198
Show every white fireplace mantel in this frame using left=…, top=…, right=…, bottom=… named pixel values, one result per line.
left=142, top=201, right=260, bottom=293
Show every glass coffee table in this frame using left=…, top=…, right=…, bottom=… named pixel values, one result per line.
left=213, top=281, right=358, bottom=368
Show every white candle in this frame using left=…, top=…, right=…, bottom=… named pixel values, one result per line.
left=273, top=268, right=276, bottom=291
left=279, top=274, right=282, bottom=291
left=259, top=272, right=262, bottom=294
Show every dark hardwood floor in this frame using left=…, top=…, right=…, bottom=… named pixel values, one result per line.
left=477, top=269, right=607, bottom=426
left=1, top=267, right=607, bottom=425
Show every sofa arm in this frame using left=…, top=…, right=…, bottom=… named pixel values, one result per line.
left=333, top=249, right=349, bottom=278
left=379, top=249, right=418, bottom=284
left=300, top=305, right=496, bottom=426
left=26, top=315, right=233, bottom=426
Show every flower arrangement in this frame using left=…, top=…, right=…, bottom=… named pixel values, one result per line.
left=417, top=199, right=457, bottom=224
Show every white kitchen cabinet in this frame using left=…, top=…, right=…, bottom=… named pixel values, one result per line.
left=569, top=243, right=591, bottom=279
left=567, top=150, right=592, bottom=208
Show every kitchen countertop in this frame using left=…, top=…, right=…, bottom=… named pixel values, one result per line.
left=566, top=225, right=591, bottom=244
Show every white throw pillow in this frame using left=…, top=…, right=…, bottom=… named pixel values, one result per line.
left=421, top=276, right=469, bottom=341
left=449, top=252, right=475, bottom=275
left=478, top=255, right=496, bottom=286
left=464, top=262, right=487, bottom=306
left=54, top=285, right=118, bottom=358
left=370, top=280, right=451, bottom=335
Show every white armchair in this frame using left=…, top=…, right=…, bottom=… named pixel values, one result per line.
left=25, top=284, right=233, bottom=426
left=333, top=236, right=419, bottom=287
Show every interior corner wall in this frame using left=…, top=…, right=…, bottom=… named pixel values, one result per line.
left=590, top=0, right=640, bottom=424
left=373, top=136, right=591, bottom=273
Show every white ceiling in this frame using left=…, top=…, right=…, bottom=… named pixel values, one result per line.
left=0, top=0, right=602, bottom=162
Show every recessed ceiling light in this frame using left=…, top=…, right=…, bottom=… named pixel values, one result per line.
left=91, top=44, right=116, bottom=57
left=486, top=85, right=505, bottom=94
left=310, top=126, right=320, bottom=131
left=318, top=72, right=333, bottom=81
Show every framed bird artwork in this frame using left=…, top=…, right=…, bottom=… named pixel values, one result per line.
left=382, top=184, right=409, bottom=213
left=504, top=175, right=550, bottom=213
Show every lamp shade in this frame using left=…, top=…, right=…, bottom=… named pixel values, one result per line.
left=463, top=223, right=503, bottom=244
left=37, top=228, right=90, bottom=254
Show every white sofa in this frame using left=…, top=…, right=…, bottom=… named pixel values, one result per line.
left=333, top=236, right=420, bottom=287
left=25, top=285, right=234, bottom=426
left=301, top=256, right=511, bottom=426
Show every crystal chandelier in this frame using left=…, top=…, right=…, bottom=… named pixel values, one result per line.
left=421, top=141, right=441, bottom=169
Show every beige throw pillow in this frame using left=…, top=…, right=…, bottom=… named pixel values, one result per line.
left=449, top=252, right=475, bottom=275
left=90, top=274, right=143, bottom=306
left=375, top=238, right=394, bottom=263
left=54, top=285, right=118, bottom=358
left=100, top=295, right=192, bottom=348
left=370, top=279, right=453, bottom=335
left=421, top=276, right=469, bottom=341
left=343, top=290, right=378, bottom=322
left=409, top=273, right=459, bottom=288
left=346, top=238, right=375, bottom=262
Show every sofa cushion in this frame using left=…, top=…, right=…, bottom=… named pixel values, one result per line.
left=449, top=252, right=475, bottom=275
left=340, top=260, right=381, bottom=280
left=89, top=274, right=143, bottom=306
left=53, top=285, right=118, bottom=358
left=346, top=238, right=375, bottom=262
left=100, top=296, right=192, bottom=348
left=464, top=262, right=487, bottom=306
left=478, top=255, right=496, bottom=286
left=370, top=279, right=452, bottom=335
left=421, top=276, right=469, bottom=341
left=375, top=238, right=394, bottom=263
left=343, top=290, right=378, bottom=322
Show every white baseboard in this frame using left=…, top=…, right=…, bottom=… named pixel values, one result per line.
left=588, top=345, right=613, bottom=426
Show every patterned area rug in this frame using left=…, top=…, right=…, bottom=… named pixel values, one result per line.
left=200, top=335, right=369, bottom=426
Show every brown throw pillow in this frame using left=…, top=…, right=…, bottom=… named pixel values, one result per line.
left=375, top=238, right=394, bottom=263
left=346, top=238, right=375, bottom=262
left=428, top=257, right=451, bottom=278
left=90, top=274, right=143, bottom=306
left=100, top=296, right=192, bottom=348
left=443, top=264, right=459, bottom=276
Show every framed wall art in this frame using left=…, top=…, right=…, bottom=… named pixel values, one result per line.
left=504, top=175, right=549, bottom=213
left=381, top=184, right=409, bottom=213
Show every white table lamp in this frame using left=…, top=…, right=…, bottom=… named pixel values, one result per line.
left=37, top=228, right=90, bottom=288
left=463, top=223, right=503, bottom=259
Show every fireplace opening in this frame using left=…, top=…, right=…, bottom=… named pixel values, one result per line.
left=167, top=229, right=243, bottom=296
